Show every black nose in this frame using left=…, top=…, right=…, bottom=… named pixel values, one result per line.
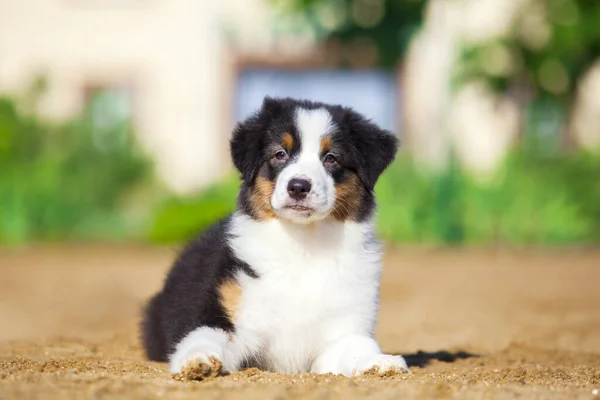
left=287, top=178, right=312, bottom=200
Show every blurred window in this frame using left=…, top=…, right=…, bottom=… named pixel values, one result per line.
left=234, top=68, right=401, bottom=135
left=83, top=85, right=134, bottom=152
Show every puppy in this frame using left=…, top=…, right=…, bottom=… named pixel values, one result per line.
left=141, top=97, right=407, bottom=379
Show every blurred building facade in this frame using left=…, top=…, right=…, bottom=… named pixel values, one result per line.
left=0, top=0, right=274, bottom=193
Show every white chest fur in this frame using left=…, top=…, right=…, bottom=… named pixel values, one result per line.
left=227, top=213, right=383, bottom=373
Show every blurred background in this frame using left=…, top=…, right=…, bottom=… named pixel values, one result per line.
left=1, top=0, right=599, bottom=247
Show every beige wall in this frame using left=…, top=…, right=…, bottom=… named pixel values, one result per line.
left=571, top=61, right=600, bottom=150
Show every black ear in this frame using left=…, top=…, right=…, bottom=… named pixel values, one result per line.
left=345, top=110, right=399, bottom=190
left=230, top=97, right=281, bottom=182
left=230, top=114, right=264, bottom=183
left=261, top=96, right=285, bottom=116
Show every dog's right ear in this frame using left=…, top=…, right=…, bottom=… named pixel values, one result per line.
left=230, top=97, right=281, bottom=182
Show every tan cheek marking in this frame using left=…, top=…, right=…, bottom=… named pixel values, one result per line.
left=250, top=176, right=278, bottom=220
left=330, top=174, right=365, bottom=221
left=218, top=279, right=242, bottom=323
left=282, top=133, right=294, bottom=152
left=320, top=136, right=333, bottom=154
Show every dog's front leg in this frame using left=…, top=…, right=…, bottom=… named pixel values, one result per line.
left=311, top=335, right=408, bottom=377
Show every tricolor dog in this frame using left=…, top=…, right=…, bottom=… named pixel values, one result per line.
left=141, top=97, right=407, bottom=379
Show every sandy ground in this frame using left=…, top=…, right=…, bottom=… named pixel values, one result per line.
left=0, top=245, right=599, bottom=399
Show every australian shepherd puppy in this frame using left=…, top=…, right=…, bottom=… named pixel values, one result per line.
left=141, top=97, right=407, bottom=379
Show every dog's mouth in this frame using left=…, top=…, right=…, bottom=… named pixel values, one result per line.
left=284, top=205, right=314, bottom=212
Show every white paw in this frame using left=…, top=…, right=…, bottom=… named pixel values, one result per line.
left=353, top=354, right=408, bottom=376
left=169, top=351, right=223, bottom=380
left=168, top=327, right=228, bottom=380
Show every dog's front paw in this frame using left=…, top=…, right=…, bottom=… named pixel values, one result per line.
left=170, top=351, right=223, bottom=381
left=353, top=354, right=408, bottom=376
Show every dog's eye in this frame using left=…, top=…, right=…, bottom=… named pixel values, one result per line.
left=324, top=153, right=336, bottom=165
left=274, top=150, right=288, bottom=161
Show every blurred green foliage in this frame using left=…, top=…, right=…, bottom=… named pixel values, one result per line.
left=149, top=152, right=600, bottom=245
left=456, top=0, right=600, bottom=101
left=0, top=87, right=151, bottom=244
left=377, top=152, right=600, bottom=245
left=269, top=0, right=426, bottom=68
left=456, top=0, right=600, bottom=150
left=149, top=175, right=239, bottom=244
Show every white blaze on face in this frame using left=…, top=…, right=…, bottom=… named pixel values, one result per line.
left=271, top=108, right=337, bottom=223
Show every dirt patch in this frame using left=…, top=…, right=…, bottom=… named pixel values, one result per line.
left=0, top=245, right=599, bottom=399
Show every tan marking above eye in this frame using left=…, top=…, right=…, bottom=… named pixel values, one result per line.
left=281, top=133, right=294, bottom=152
left=320, top=136, right=333, bottom=153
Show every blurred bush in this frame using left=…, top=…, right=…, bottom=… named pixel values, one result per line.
left=148, top=151, right=600, bottom=245
left=377, top=152, right=600, bottom=245
left=0, top=87, right=151, bottom=244
left=149, top=175, right=238, bottom=244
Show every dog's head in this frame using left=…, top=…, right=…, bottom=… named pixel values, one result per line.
left=231, top=97, right=398, bottom=224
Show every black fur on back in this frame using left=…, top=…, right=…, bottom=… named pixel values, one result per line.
left=140, top=216, right=256, bottom=362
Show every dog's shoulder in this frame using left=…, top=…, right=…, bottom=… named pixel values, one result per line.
left=163, top=215, right=256, bottom=294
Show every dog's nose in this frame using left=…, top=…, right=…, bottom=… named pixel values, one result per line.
left=287, top=178, right=312, bottom=200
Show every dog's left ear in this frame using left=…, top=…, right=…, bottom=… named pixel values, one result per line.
left=230, top=97, right=283, bottom=182
left=230, top=113, right=264, bottom=182
left=345, top=109, right=399, bottom=190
